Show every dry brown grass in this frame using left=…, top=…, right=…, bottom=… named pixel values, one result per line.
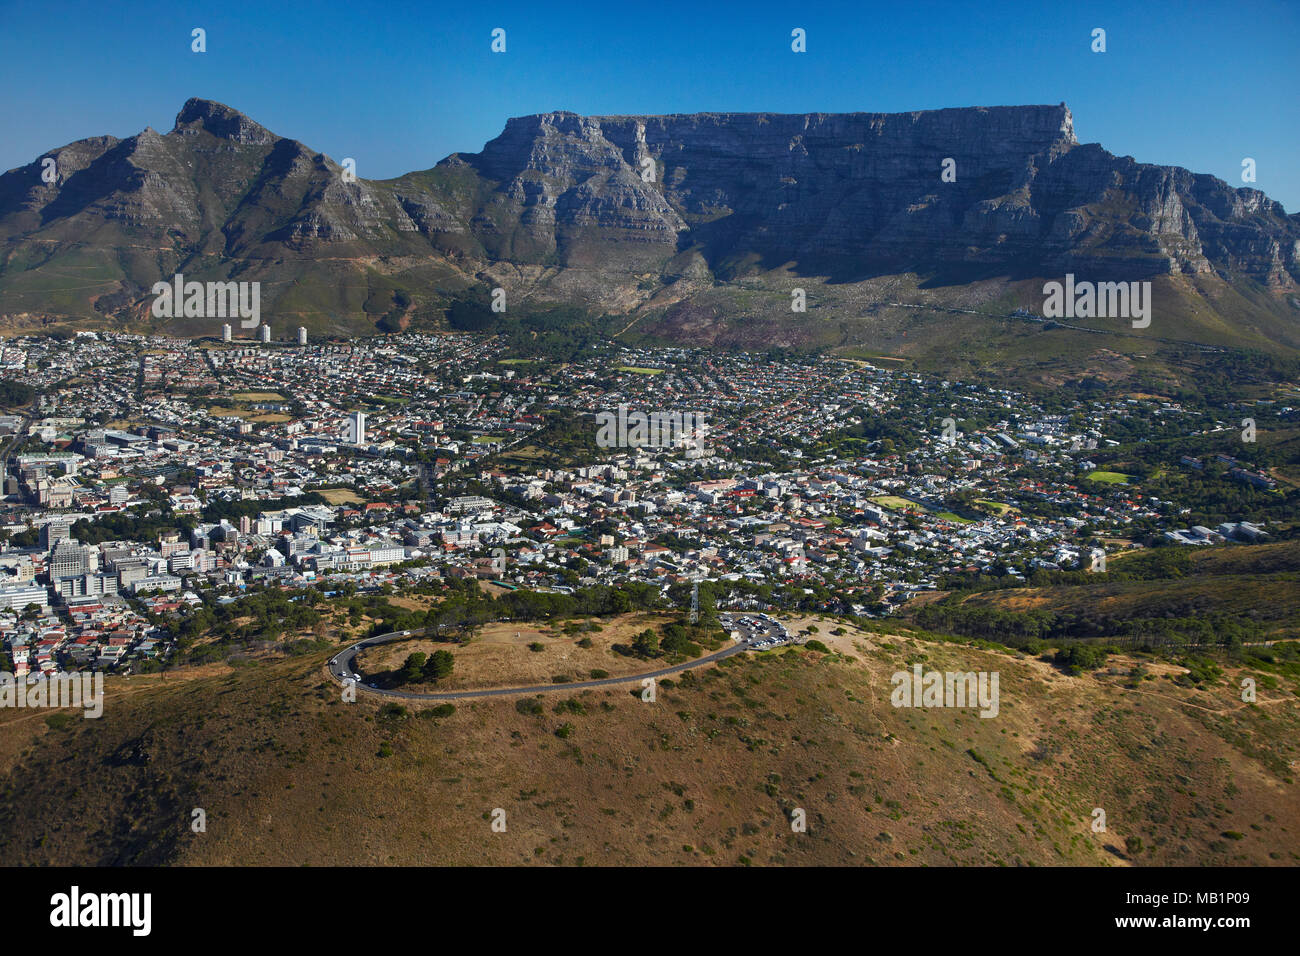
left=354, top=612, right=676, bottom=689
left=2, top=617, right=1296, bottom=867
left=316, top=488, right=364, bottom=505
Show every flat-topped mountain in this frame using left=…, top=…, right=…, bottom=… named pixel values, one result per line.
left=1, top=99, right=1297, bottom=376
left=446, top=105, right=1078, bottom=275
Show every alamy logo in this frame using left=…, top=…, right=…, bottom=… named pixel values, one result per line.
left=151, top=273, right=260, bottom=328
left=50, top=886, right=151, bottom=936
left=1042, top=274, right=1150, bottom=328
left=890, top=664, right=999, bottom=718
left=595, top=404, right=709, bottom=452
left=0, top=671, right=103, bottom=718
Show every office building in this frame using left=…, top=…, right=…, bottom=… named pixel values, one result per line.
left=345, top=411, right=366, bottom=446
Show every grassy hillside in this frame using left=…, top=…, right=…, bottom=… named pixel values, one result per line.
left=922, top=541, right=1300, bottom=647
left=1, top=619, right=1295, bottom=866
left=629, top=269, right=1300, bottom=392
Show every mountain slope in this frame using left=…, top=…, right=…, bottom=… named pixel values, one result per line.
left=1, top=624, right=1295, bottom=866
left=1, top=99, right=1297, bottom=366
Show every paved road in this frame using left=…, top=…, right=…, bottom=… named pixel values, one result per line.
left=1, top=411, right=32, bottom=468
left=326, top=627, right=752, bottom=700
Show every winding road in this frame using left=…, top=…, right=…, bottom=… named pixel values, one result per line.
left=326, top=627, right=754, bottom=701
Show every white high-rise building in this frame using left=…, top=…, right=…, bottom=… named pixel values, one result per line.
left=345, top=411, right=366, bottom=446
left=297, top=326, right=308, bottom=346
left=221, top=323, right=232, bottom=342
left=259, top=324, right=271, bottom=343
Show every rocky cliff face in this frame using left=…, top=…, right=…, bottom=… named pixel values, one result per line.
left=1, top=98, right=1296, bottom=334
left=440, top=104, right=1297, bottom=288
left=451, top=106, right=1080, bottom=274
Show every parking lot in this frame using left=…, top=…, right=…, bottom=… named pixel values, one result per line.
left=719, top=612, right=793, bottom=649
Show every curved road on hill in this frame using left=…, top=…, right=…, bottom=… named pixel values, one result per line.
left=326, top=627, right=752, bottom=701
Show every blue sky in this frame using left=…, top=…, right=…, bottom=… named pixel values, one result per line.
left=2, top=0, right=1297, bottom=210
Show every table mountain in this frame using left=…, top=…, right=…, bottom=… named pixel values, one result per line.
left=1, top=98, right=1296, bottom=369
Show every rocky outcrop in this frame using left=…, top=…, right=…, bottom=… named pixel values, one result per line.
left=173, top=97, right=275, bottom=145
left=444, top=105, right=1298, bottom=287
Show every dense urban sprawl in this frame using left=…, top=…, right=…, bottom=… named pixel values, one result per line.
left=0, top=330, right=1290, bottom=681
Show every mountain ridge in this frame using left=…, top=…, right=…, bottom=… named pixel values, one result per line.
left=1, top=98, right=1297, bottom=378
